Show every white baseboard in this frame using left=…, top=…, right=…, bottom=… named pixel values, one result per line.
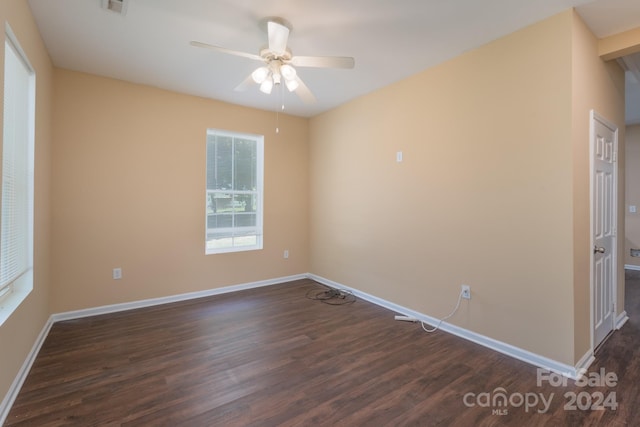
left=624, top=264, right=640, bottom=271
left=308, top=274, right=589, bottom=379
left=0, top=273, right=306, bottom=424
left=574, top=350, right=595, bottom=379
left=616, top=311, right=629, bottom=330
left=0, top=315, right=54, bottom=426
left=52, top=274, right=307, bottom=322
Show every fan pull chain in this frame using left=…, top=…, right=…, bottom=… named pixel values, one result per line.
left=275, top=81, right=285, bottom=134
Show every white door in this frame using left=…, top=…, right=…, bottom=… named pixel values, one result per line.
left=592, top=111, right=617, bottom=349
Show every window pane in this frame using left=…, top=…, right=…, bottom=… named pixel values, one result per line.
left=207, top=230, right=233, bottom=240
left=207, top=213, right=232, bottom=229
left=206, top=231, right=233, bottom=251
left=235, top=213, right=256, bottom=227
left=233, top=235, right=257, bottom=247
left=206, top=194, right=214, bottom=214
left=236, top=193, right=256, bottom=213
left=230, top=195, right=246, bottom=213
left=211, top=192, right=232, bottom=213
left=234, top=138, right=256, bottom=191
left=206, top=135, right=232, bottom=190
left=206, top=137, right=217, bottom=189
left=206, top=233, right=258, bottom=251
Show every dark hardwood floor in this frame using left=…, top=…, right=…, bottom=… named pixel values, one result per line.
left=4, top=276, right=640, bottom=426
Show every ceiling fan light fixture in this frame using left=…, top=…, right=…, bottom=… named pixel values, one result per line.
left=192, top=16, right=354, bottom=105
left=285, top=78, right=299, bottom=92
left=251, top=66, right=269, bottom=84
left=280, top=64, right=297, bottom=81
left=260, top=78, right=274, bottom=94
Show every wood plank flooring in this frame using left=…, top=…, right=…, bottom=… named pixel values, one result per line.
left=5, top=276, right=640, bottom=426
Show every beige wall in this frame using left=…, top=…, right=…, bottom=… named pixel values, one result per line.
left=309, top=10, right=625, bottom=366
left=570, top=11, right=626, bottom=362
left=310, top=12, right=578, bottom=364
left=626, top=125, right=640, bottom=267
left=51, top=70, right=309, bottom=312
left=0, top=0, right=53, bottom=406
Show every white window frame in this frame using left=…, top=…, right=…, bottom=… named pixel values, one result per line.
left=0, top=24, right=35, bottom=326
left=205, top=129, right=264, bottom=254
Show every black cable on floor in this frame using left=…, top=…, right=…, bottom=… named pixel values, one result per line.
left=305, top=285, right=356, bottom=305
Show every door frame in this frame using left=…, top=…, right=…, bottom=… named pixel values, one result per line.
left=589, top=109, right=619, bottom=352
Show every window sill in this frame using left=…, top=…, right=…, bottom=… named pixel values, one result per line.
left=0, top=270, right=33, bottom=327
left=205, top=245, right=263, bottom=255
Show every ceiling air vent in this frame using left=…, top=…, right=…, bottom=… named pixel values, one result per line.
left=101, top=0, right=129, bottom=16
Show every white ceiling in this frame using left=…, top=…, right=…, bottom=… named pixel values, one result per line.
left=26, top=0, right=640, bottom=120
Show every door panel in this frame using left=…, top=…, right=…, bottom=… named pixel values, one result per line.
left=592, top=114, right=617, bottom=349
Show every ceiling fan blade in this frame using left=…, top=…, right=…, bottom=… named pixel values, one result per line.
left=268, top=21, right=289, bottom=55
left=293, top=76, right=316, bottom=104
left=190, top=41, right=263, bottom=62
left=234, top=73, right=255, bottom=92
left=290, top=55, right=355, bottom=69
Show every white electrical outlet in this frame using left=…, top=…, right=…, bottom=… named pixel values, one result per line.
left=113, top=268, right=122, bottom=280
left=461, top=284, right=471, bottom=299
left=284, top=249, right=289, bottom=259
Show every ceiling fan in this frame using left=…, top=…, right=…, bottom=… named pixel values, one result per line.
left=191, top=17, right=355, bottom=104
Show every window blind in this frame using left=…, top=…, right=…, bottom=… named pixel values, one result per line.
left=0, top=39, right=33, bottom=296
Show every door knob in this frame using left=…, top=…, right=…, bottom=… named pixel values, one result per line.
left=594, top=246, right=606, bottom=254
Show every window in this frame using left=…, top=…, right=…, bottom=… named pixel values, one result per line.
left=0, top=27, right=35, bottom=324
left=206, top=129, right=263, bottom=254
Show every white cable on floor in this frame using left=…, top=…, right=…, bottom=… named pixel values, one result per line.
left=421, top=289, right=464, bottom=333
